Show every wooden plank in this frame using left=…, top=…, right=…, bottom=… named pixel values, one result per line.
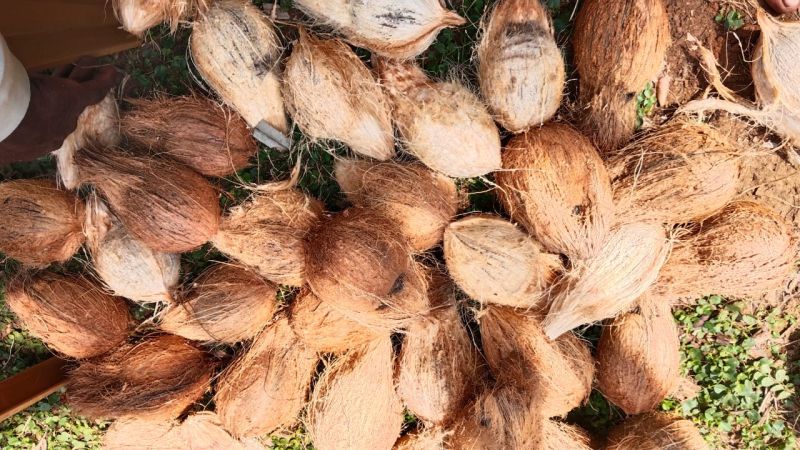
left=0, top=357, right=68, bottom=422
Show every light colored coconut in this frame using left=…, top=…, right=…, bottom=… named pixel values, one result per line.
left=113, top=0, right=208, bottom=35
left=393, top=428, right=448, bottom=450
left=604, top=412, right=708, bottom=450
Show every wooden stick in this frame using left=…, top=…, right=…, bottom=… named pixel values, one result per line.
left=0, top=357, right=68, bottom=422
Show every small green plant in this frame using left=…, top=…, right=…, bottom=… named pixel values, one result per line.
left=270, top=426, right=313, bottom=450
left=635, top=81, right=657, bottom=129
left=715, top=8, right=745, bottom=31
left=567, top=391, right=624, bottom=437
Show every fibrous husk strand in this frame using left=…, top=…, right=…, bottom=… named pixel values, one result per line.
left=113, top=0, right=210, bottom=36
left=604, top=412, right=708, bottom=450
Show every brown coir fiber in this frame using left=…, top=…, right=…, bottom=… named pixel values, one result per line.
left=604, top=412, right=708, bottom=450
left=66, top=334, right=215, bottom=420
left=6, top=272, right=133, bottom=359
left=393, top=427, right=448, bottom=450
left=160, top=264, right=277, bottom=344
left=113, top=0, right=209, bottom=36
left=121, top=95, right=256, bottom=177
left=0, top=179, right=85, bottom=266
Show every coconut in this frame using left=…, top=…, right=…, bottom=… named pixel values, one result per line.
left=394, top=428, right=448, bottom=450
left=604, top=412, right=708, bottom=450
left=85, top=195, right=180, bottom=304
left=160, top=264, right=277, bottom=344
left=293, top=0, right=465, bottom=59
left=308, top=337, right=404, bottom=450
left=479, top=305, right=594, bottom=418
left=573, top=0, right=671, bottom=152
left=5, top=272, right=133, bottom=359
left=212, top=186, right=323, bottom=286
left=477, top=0, right=565, bottom=132
left=215, top=316, right=318, bottom=438
left=443, top=214, right=562, bottom=308
left=375, top=59, right=501, bottom=178
left=113, top=0, right=208, bottom=35
left=120, top=96, right=256, bottom=177
left=655, top=201, right=796, bottom=301
left=596, top=296, right=680, bottom=415
left=0, top=179, right=85, bottom=266
left=283, top=31, right=394, bottom=160
left=397, top=275, right=479, bottom=425
left=66, top=334, right=215, bottom=420
left=190, top=0, right=288, bottom=147
left=495, top=123, right=614, bottom=260
left=335, top=159, right=459, bottom=251
left=608, top=120, right=740, bottom=225
left=543, top=221, right=671, bottom=339
left=75, top=145, right=220, bottom=253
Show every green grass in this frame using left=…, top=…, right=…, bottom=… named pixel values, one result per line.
left=635, top=81, right=657, bottom=129
left=715, top=8, right=746, bottom=31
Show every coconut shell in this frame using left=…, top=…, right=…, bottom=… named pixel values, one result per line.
left=113, top=0, right=208, bottom=35
left=308, top=337, right=404, bottom=450
left=376, top=59, right=501, bottom=178
left=495, top=123, right=614, bottom=260
left=443, top=214, right=561, bottom=308
left=604, top=412, right=708, bottom=450
left=283, top=31, right=394, bottom=160
left=544, top=221, right=670, bottom=339
left=293, top=0, right=465, bottom=59
left=5, top=272, right=133, bottom=359
left=215, top=316, right=318, bottom=438
left=160, top=264, right=277, bottom=344
left=573, top=0, right=670, bottom=152
left=75, top=145, right=220, bottom=253
left=596, top=297, right=680, bottom=415
left=212, top=186, right=323, bottom=286
left=479, top=305, right=594, bottom=418
left=477, top=0, right=565, bottom=132
left=0, top=179, right=85, bottom=266
left=66, top=334, right=215, bottom=420
left=335, top=159, right=459, bottom=251
left=190, top=0, right=288, bottom=141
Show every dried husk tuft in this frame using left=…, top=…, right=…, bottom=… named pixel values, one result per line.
left=215, top=316, right=318, bottom=438
left=113, top=0, right=209, bottom=36
left=160, top=264, right=277, bottom=344
left=604, top=412, right=708, bottom=450
left=6, top=272, right=133, bottom=359
left=0, top=179, right=85, bottom=266
left=335, top=159, right=459, bottom=251
left=443, top=214, right=562, bottom=308
left=477, top=0, right=565, bottom=132
left=293, top=0, right=465, bottom=59
left=283, top=31, right=394, bottom=160
left=393, top=428, right=448, bottom=450
left=66, top=334, right=215, bottom=420
left=376, top=59, right=501, bottom=178
left=495, top=123, right=614, bottom=260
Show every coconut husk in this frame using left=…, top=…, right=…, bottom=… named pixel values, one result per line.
left=394, top=428, right=448, bottom=450
left=283, top=30, right=394, bottom=160
left=66, top=334, right=215, bottom=420
left=85, top=195, right=180, bottom=304
left=0, top=179, right=85, bottom=266
left=597, top=296, right=680, bottom=415
left=477, top=0, right=565, bottom=132
left=495, top=123, right=614, bottom=260
left=75, top=145, right=220, bottom=253
left=5, top=272, right=133, bottom=359
left=608, top=120, right=740, bottom=225
left=160, top=264, right=277, bottom=344
left=190, top=0, right=288, bottom=141
left=573, top=0, right=671, bottom=152
left=655, top=200, right=796, bottom=301
left=113, top=0, right=209, bottom=35
left=293, top=0, right=465, bottom=59
left=479, top=305, right=594, bottom=418
left=307, top=336, right=404, bottom=450
left=120, top=95, right=256, bottom=177
left=375, top=59, right=501, bottom=178
left=215, top=316, right=318, bottom=438
left=544, top=221, right=671, bottom=339
left=335, top=159, right=459, bottom=251
left=604, top=412, right=708, bottom=450
left=213, top=186, right=323, bottom=286
left=443, top=214, right=562, bottom=308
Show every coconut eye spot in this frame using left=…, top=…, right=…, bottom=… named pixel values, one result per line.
left=389, top=273, right=406, bottom=295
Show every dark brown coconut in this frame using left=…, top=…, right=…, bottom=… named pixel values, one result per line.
left=495, top=123, right=614, bottom=260
left=604, top=412, right=708, bottom=450
left=75, top=145, right=220, bottom=253
left=573, top=0, right=671, bottom=152
left=6, top=272, right=133, bottom=359
left=0, top=179, right=85, bottom=266
left=66, top=334, right=215, bottom=420
left=215, top=316, right=318, bottom=438
left=160, top=264, right=277, bottom=344
left=121, top=96, right=257, bottom=177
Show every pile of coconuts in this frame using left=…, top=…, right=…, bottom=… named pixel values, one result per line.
left=1, top=0, right=798, bottom=448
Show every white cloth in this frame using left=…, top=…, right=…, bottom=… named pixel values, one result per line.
left=0, top=33, right=31, bottom=142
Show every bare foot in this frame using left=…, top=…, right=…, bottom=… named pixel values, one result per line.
left=764, top=0, right=800, bottom=14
